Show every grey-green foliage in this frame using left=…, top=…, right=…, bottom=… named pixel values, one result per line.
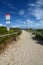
left=0, top=27, right=22, bottom=43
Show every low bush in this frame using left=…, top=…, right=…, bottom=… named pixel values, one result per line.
left=32, top=29, right=43, bottom=37
left=0, top=27, right=22, bottom=52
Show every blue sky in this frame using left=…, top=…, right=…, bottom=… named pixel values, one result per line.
left=0, top=0, right=43, bottom=28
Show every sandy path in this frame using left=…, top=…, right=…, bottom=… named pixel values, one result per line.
left=0, top=30, right=43, bottom=65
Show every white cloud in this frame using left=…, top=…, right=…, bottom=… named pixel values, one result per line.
left=28, top=3, right=36, bottom=7
left=32, top=8, right=43, bottom=20
left=12, top=24, right=20, bottom=28
left=32, top=0, right=43, bottom=20
left=26, top=19, right=35, bottom=28
left=36, top=0, right=43, bottom=7
left=34, top=21, right=43, bottom=29
left=0, top=24, right=3, bottom=26
left=19, top=10, right=25, bottom=15
left=30, top=4, right=35, bottom=7
left=26, top=19, right=43, bottom=28
left=27, top=0, right=43, bottom=19
left=23, top=21, right=26, bottom=25
left=27, top=0, right=43, bottom=28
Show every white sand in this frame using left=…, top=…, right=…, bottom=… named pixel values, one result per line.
left=0, top=30, right=43, bottom=65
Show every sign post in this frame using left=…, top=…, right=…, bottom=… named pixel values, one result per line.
left=6, top=14, right=10, bottom=31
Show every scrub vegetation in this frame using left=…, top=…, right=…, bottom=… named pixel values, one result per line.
left=0, top=26, right=22, bottom=53
left=26, top=28, right=43, bottom=38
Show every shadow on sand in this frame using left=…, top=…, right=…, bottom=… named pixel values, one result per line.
left=32, top=35, right=43, bottom=45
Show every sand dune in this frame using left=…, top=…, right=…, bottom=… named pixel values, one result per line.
left=0, top=30, right=43, bottom=65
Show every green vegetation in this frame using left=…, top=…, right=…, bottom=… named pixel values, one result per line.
left=10, top=28, right=22, bottom=35
left=0, top=27, right=7, bottom=35
left=32, top=29, right=43, bottom=37
left=0, top=26, right=22, bottom=53
left=26, top=28, right=35, bottom=32
left=26, top=28, right=43, bottom=37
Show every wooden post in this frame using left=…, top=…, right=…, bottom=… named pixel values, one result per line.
left=14, top=32, right=17, bottom=41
